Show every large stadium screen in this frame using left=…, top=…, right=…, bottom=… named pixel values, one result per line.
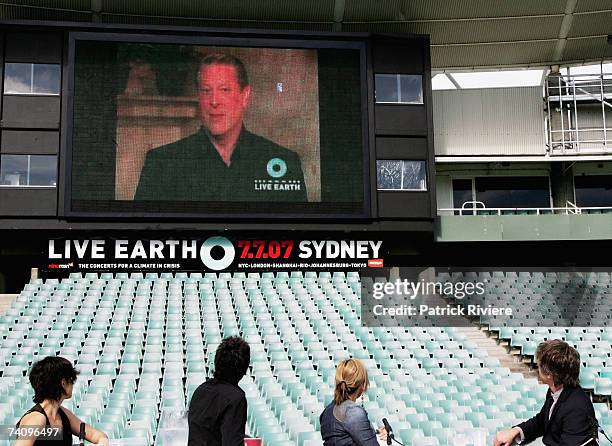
left=68, top=35, right=368, bottom=217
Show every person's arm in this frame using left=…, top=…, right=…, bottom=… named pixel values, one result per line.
left=494, top=427, right=522, bottom=446
left=61, top=407, right=109, bottom=445
left=557, top=403, right=597, bottom=446
left=343, top=405, right=380, bottom=446
left=220, top=396, right=247, bottom=446
left=13, top=412, right=46, bottom=446
left=495, top=399, right=547, bottom=446
left=515, top=400, right=547, bottom=443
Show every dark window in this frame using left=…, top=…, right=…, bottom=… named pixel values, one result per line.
left=452, top=179, right=474, bottom=214
left=574, top=175, right=612, bottom=207
left=0, top=155, right=57, bottom=186
left=375, top=74, right=423, bottom=104
left=4, top=63, right=60, bottom=95
left=475, top=177, right=550, bottom=208
left=377, top=160, right=427, bottom=190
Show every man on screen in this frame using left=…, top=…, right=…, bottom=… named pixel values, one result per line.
left=494, top=340, right=597, bottom=446
left=135, top=53, right=307, bottom=202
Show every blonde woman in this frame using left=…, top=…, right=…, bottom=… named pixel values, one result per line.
left=320, top=358, right=388, bottom=446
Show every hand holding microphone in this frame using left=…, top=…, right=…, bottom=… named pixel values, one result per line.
left=79, top=422, right=85, bottom=446
left=378, top=418, right=406, bottom=445
left=376, top=426, right=388, bottom=443
left=382, top=418, right=394, bottom=445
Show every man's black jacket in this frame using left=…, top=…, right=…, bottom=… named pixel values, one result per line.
left=135, top=127, right=307, bottom=202
left=516, top=386, right=597, bottom=445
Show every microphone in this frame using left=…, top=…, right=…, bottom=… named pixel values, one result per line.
left=589, top=414, right=612, bottom=445
left=591, top=415, right=599, bottom=443
left=382, top=418, right=394, bottom=446
left=79, top=422, right=85, bottom=446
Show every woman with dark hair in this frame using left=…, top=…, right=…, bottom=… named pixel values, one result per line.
left=15, top=356, right=109, bottom=446
left=188, top=336, right=251, bottom=446
left=320, top=358, right=388, bottom=446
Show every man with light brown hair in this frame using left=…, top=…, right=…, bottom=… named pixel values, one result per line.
left=135, top=53, right=307, bottom=202
left=495, top=339, right=598, bottom=446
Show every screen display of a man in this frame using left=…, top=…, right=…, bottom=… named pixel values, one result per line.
left=135, top=53, right=307, bottom=202
left=494, top=340, right=598, bottom=446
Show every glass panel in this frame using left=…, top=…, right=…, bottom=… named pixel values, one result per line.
left=376, top=160, right=402, bottom=189
left=452, top=179, right=473, bottom=215
left=4, top=63, right=32, bottom=94
left=0, top=155, right=28, bottom=185
left=29, top=155, right=57, bottom=186
left=375, top=74, right=423, bottom=104
left=32, top=64, right=61, bottom=94
left=0, top=155, right=57, bottom=186
left=475, top=177, right=550, bottom=209
left=401, top=161, right=427, bottom=190
left=399, top=75, right=423, bottom=104
left=374, top=74, right=399, bottom=103
left=377, top=160, right=426, bottom=190
left=574, top=175, right=612, bottom=207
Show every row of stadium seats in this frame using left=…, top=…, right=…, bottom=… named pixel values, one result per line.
left=0, top=272, right=611, bottom=446
left=495, top=327, right=612, bottom=398
left=436, top=271, right=612, bottom=403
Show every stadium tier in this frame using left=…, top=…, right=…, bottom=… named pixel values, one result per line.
left=1, top=272, right=611, bottom=446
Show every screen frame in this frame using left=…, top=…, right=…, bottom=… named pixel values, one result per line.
left=62, top=31, right=372, bottom=220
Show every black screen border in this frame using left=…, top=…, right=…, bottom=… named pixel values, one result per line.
left=62, top=31, right=371, bottom=220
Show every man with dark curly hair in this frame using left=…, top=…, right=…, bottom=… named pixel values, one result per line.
left=495, top=339, right=598, bottom=446
left=15, top=356, right=109, bottom=446
left=188, top=336, right=250, bottom=446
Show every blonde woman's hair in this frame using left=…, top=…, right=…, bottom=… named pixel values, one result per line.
left=334, top=358, right=369, bottom=406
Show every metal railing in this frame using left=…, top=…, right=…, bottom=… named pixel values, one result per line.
left=438, top=203, right=612, bottom=216
left=545, top=73, right=612, bottom=155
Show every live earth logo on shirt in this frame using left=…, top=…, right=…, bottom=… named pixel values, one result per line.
left=47, top=238, right=385, bottom=271
left=254, top=157, right=302, bottom=192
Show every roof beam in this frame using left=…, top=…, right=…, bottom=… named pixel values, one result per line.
left=553, top=0, right=578, bottom=61
left=333, top=0, right=345, bottom=32
left=445, top=73, right=462, bottom=89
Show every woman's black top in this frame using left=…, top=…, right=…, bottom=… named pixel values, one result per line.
left=16, top=403, right=73, bottom=446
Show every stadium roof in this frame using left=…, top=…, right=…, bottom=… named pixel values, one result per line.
left=1, top=0, right=611, bottom=70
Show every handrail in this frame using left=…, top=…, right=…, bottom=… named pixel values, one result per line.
left=438, top=205, right=612, bottom=215
left=460, top=201, right=485, bottom=210
left=566, top=201, right=581, bottom=215
left=457, top=201, right=485, bottom=216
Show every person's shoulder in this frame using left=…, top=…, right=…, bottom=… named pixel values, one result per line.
left=225, top=382, right=246, bottom=400
left=322, top=402, right=335, bottom=413
left=145, top=131, right=204, bottom=161
left=342, top=402, right=370, bottom=426
left=207, top=379, right=245, bottom=399
left=59, top=406, right=76, bottom=419
left=343, top=401, right=367, bottom=418
left=19, top=410, right=47, bottom=427
left=243, top=130, right=298, bottom=158
left=320, top=402, right=334, bottom=420
left=192, top=378, right=215, bottom=395
left=566, top=386, right=593, bottom=404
